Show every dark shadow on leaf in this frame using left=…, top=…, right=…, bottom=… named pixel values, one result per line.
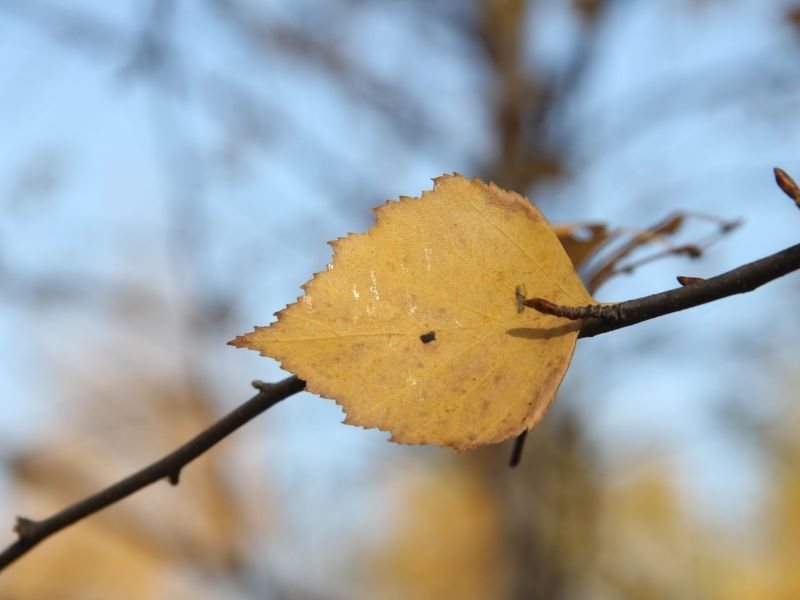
left=505, top=323, right=580, bottom=340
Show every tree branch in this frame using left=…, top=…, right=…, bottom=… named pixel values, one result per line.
left=566, top=241, right=799, bottom=337
left=2, top=234, right=799, bottom=572
left=0, top=375, right=305, bottom=571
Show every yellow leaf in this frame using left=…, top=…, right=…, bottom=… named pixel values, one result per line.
left=232, top=174, right=594, bottom=451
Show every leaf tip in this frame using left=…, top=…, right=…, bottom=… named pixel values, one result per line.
left=228, top=325, right=270, bottom=351
left=227, top=332, right=251, bottom=348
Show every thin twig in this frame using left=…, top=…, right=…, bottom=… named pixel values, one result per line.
left=0, top=375, right=306, bottom=571
left=586, top=213, right=686, bottom=291
left=586, top=213, right=740, bottom=291
left=523, top=242, right=800, bottom=337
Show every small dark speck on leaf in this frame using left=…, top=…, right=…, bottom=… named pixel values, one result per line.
left=420, top=331, right=436, bottom=344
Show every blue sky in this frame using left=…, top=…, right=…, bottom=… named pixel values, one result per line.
left=1, top=1, right=800, bottom=584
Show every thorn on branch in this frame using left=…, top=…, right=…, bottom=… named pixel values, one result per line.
left=13, top=517, right=37, bottom=540
left=677, top=275, right=704, bottom=286
left=167, top=469, right=181, bottom=486
left=774, top=167, right=800, bottom=208
left=251, top=380, right=273, bottom=393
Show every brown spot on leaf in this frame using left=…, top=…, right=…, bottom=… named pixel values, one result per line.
left=420, top=331, right=436, bottom=344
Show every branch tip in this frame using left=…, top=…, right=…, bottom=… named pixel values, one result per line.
left=509, top=430, right=528, bottom=468
left=774, top=167, right=800, bottom=207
